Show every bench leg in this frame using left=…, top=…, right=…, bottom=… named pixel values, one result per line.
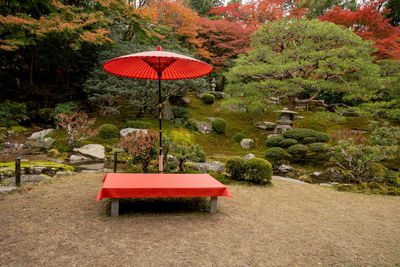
left=210, top=197, right=218, bottom=214
left=111, top=199, right=119, bottom=217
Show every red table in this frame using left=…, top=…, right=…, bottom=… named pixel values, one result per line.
left=95, top=173, right=233, bottom=216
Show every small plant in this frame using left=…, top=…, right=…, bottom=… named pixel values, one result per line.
left=55, top=112, right=99, bottom=147
left=279, top=138, right=298, bottom=148
left=0, top=100, right=26, bottom=125
left=266, top=135, right=284, bottom=147
left=50, top=101, right=78, bottom=119
left=309, top=142, right=329, bottom=153
left=232, top=132, right=246, bottom=143
left=212, top=118, right=226, bottom=134
left=245, top=158, right=273, bottom=184
left=202, top=93, right=215, bottom=104
left=98, top=124, right=119, bottom=139
left=120, top=129, right=157, bottom=173
left=265, top=147, right=285, bottom=159
left=226, top=156, right=246, bottom=180
left=172, top=106, right=190, bottom=119
left=125, top=120, right=153, bottom=129
left=287, top=144, right=308, bottom=156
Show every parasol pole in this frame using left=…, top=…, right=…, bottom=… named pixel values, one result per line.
left=158, top=71, right=163, bottom=173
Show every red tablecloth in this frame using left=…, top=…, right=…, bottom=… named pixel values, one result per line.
left=95, top=173, right=233, bottom=202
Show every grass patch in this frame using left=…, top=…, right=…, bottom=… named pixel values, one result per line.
left=0, top=160, right=74, bottom=172
left=335, top=182, right=400, bottom=196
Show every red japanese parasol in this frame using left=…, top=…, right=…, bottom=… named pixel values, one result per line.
left=103, top=46, right=212, bottom=172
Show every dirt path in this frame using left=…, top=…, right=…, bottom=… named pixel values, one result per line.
left=0, top=173, right=399, bottom=266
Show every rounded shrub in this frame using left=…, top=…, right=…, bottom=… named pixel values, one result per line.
left=309, top=142, right=330, bottom=153
left=202, top=93, right=215, bottom=104
left=232, top=132, right=246, bottom=143
left=125, top=120, right=152, bottom=129
left=266, top=135, right=284, bottom=147
left=226, top=156, right=247, bottom=180
left=283, top=128, right=315, bottom=140
left=212, top=118, right=226, bottom=134
left=303, top=136, right=317, bottom=144
left=245, top=158, right=273, bottom=184
left=265, top=147, right=285, bottom=159
left=279, top=138, right=298, bottom=148
left=287, top=144, right=308, bottom=156
left=172, top=106, right=190, bottom=119
left=98, top=124, right=119, bottom=139
left=312, top=131, right=330, bottom=142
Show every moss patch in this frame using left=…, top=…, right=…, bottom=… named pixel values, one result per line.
left=0, top=161, right=74, bottom=172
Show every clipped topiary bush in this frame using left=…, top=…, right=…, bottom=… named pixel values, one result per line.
left=172, top=106, right=190, bottom=119
left=313, top=131, right=330, bottom=142
left=232, top=132, right=246, bottom=143
left=202, top=93, right=215, bottom=104
left=287, top=144, right=308, bottom=156
left=245, top=157, right=273, bottom=184
left=283, top=128, right=315, bottom=140
left=212, top=118, right=226, bottom=134
left=309, top=142, right=330, bottom=153
left=279, top=138, right=298, bottom=148
left=265, top=147, right=285, bottom=159
left=226, top=156, right=247, bottom=180
left=125, top=120, right=152, bottom=129
left=303, top=136, right=317, bottom=144
left=98, top=124, right=119, bottom=139
left=266, top=135, right=284, bottom=147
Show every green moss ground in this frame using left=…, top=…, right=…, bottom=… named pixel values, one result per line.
left=0, top=161, right=74, bottom=172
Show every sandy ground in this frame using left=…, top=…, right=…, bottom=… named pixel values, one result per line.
left=0, top=173, right=399, bottom=266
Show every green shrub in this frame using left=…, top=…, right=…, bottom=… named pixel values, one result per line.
left=313, top=131, right=330, bottom=142
left=303, top=136, right=317, bottom=144
left=283, top=128, right=315, bottom=140
left=226, top=156, right=247, bottom=180
left=202, top=93, right=215, bottom=104
left=312, top=112, right=346, bottom=123
left=125, top=120, right=152, bottom=129
left=287, top=144, right=308, bottom=156
left=98, top=124, right=119, bottom=139
left=38, top=108, right=52, bottom=122
left=0, top=101, right=26, bottom=124
left=50, top=101, right=78, bottom=118
left=265, top=147, right=285, bottom=159
left=186, top=118, right=198, bottom=131
left=232, top=132, right=246, bottom=143
left=212, top=118, right=226, bottom=134
left=6, top=120, right=19, bottom=127
left=190, top=144, right=206, bottom=162
left=245, top=158, right=273, bottom=184
left=172, top=106, right=190, bottom=119
left=309, top=142, right=329, bottom=153
left=266, top=135, right=284, bottom=147
left=279, top=138, right=298, bottom=148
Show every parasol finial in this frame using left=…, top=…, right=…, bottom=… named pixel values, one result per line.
left=157, top=46, right=162, bottom=51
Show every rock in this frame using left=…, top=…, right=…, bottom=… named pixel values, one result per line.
left=319, top=183, right=333, bottom=187
left=311, top=172, right=322, bottom=178
left=278, top=164, right=295, bottom=174
left=120, top=128, right=148, bottom=137
left=187, top=161, right=225, bottom=174
left=99, top=106, right=120, bottom=116
left=242, top=153, right=255, bottom=160
left=226, top=103, right=247, bottom=113
left=32, top=167, right=46, bottom=174
left=254, top=121, right=276, bottom=130
left=267, top=134, right=280, bottom=139
left=295, top=116, right=304, bottom=120
left=6, top=174, right=50, bottom=185
left=209, top=91, right=229, bottom=99
left=206, top=117, right=216, bottom=121
left=196, top=122, right=212, bottom=134
left=240, top=139, right=254, bottom=149
left=177, top=97, right=190, bottom=107
left=17, top=115, right=31, bottom=126
left=317, top=167, right=349, bottom=182
left=73, top=144, right=105, bottom=161
left=69, top=155, right=89, bottom=163
left=34, top=137, right=54, bottom=149
left=298, top=175, right=312, bottom=183
left=162, top=100, right=174, bottom=120
left=28, top=129, right=53, bottom=140
left=0, top=186, right=17, bottom=194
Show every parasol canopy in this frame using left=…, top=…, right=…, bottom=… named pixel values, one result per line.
left=103, top=46, right=212, bottom=80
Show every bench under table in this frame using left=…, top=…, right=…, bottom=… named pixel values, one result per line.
left=95, top=173, right=233, bottom=216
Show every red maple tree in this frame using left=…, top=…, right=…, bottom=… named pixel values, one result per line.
left=320, top=0, right=400, bottom=60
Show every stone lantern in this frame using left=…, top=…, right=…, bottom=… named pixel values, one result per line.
left=273, top=108, right=298, bottom=134
left=211, top=78, right=216, bottom=92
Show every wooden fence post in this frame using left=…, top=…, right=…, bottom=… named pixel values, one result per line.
left=15, top=157, right=21, bottom=187
left=113, top=152, right=118, bottom=173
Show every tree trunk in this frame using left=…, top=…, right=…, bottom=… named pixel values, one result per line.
left=141, top=158, right=150, bottom=173
left=288, top=96, right=296, bottom=111
left=178, top=159, right=185, bottom=172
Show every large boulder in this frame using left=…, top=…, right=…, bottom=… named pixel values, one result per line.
left=240, top=139, right=254, bottom=149
left=28, top=129, right=53, bottom=140
left=187, top=161, right=225, bottom=174
left=254, top=121, right=276, bottom=130
left=162, top=100, right=174, bottom=120
left=69, top=154, right=89, bottom=163
left=196, top=122, right=212, bottom=134
left=278, top=164, right=295, bottom=174
left=120, top=128, right=148, bottom=137
left=73, top=144, right=105, bottom=161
